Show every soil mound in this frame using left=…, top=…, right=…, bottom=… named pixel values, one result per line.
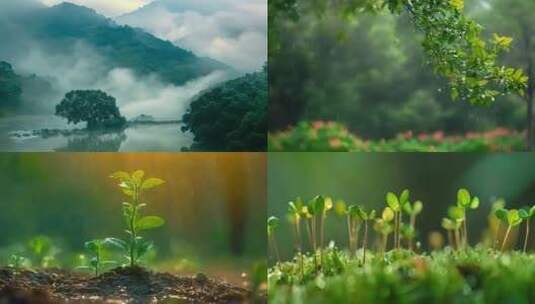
left=0, top=266, right=256, bottom=303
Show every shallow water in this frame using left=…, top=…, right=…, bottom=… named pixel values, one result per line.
left=0, top=115, right=193, bottom=152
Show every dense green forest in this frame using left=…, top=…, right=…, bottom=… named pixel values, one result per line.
left=269, top=0, right=532, bottom=140
left=0, top=62, right=22, bottom=110
left=182, top=66, right=267, bottom=151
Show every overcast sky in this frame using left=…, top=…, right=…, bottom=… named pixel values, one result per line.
left=40, top=0, right=154, bottom=16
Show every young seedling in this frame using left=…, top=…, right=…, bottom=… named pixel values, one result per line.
left=356, top=208, right=376, bottom=265
left=78, top=239, right=117, bottom=276
left=8, top=254, right=30, bottom=269
left=495, top=208, right=523, bottom=251
left=403, top=200, right=423, bottom=250
left=27, top=236, right=59, bottom=268
left=456, top=188, right=480, bottom=248
left=306, top=195, right=327, bottom=268
left=109, top=170, right=165, bottom=268
left=519, top=206, right=535, bottom=252
left=288, top=198, right=304, bottom=254
left=267, top=216, right=281, bottom=263
left=386, top=189, right=410, bottom=249
left=346, top=204, right=362, bottom=257
left=490, top=199, right=506, bottom=249
left=442, top=217, right=462, bottom=249
left=287, top=198, right=305, bottom=279
left=373, top=207, right=394, bottom=255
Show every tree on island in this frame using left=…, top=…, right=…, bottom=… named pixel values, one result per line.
left=55, top=90, right=126, bottom=129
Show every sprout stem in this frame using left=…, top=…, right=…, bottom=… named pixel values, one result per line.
left=362, top=220, right=368, bottom=265
left=501, top=225, right=512, bottom=251
left=524, top=218, right=530, bottom=253
left=463, top=218, right=468, bottom=248
left=494, top=221, right=501, bottom=250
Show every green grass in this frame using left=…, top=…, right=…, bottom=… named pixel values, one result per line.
left=268, top=247, right=535, bottom=304
left=268, top=192, right=535, bottom=303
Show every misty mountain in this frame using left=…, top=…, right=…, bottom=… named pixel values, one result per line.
left=1, top=2, right=230, bottom=86
left=0, top=62, right=22, bottom=109
left=116, top=0, right=267, bottom=72
left=0, top=61, right=55, bottom=112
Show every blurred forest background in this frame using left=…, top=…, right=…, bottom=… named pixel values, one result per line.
left=0, top=153, right=266, bottom=274
left=268, top=153, right=535, bottom=259
left=269, top=0, right=534, bottom=139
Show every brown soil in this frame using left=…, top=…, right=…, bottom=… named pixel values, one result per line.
left=0, top=266, right=264, bottom=304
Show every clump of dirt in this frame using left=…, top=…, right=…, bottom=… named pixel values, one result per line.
left=0, top=266, right=262, bottom=303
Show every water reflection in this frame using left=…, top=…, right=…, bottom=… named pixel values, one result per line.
left=55, top=132, right=127, bottom=152
left=0, top=116, right=194, bottom=151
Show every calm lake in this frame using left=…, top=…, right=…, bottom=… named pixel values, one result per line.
left=0, top=115, right=193, bottom=151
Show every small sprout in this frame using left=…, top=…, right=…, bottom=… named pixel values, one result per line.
left=442, top=217, right=462, bottom=249
left=346, top=204, right=362, bottom=257
left=403, top=200, right=423, bottom=250
left=27, top=235, right=59, bottom=268
left=110, top=170, right=165, bottom=267
left=519, top=206, right=535, bottom=252
left=267, top=216, right=280, bottom=262
left=374, top=207, right=394, bottom=254
left=356, top=208, right=376, bottom=265
left=8, top=254, right=30, bottom=269
left=78, top=238, right=117, bottom=277
left=455, top=188, right=480, bottom=248
left=288, top=198, right=304, bottom=253
left=386, top=189, right=410, bottom=249
left=495, top=208, right=523, bottom=251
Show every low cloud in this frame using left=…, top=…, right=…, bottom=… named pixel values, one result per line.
left=40, top=0, right=153, bottom=17
left=13, top=42, right=229, bottom=119
left=117, top=0, right=267, bottom=72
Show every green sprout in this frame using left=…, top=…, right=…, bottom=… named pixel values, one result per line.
left=288, top=198, right=304, bottom=254
left=374, top=207, right=394, bottom=255
left=288, top=198, right=305, bottom=278
left=456, top=188, right=480, bottom=248
left=442, top=217, right=462, bottom=249
left=495, top=208, right=523, bottom=251
left=356, top=207, right=376, bottom=265
left=27, top=235, right=59, bottom=268
left=403, top=200, right=423, bottom=250
left=345, top=204, right=362, bottom=257
left=304, top=195, right=327, bottom=268
left=109, top=170, right=165, bottom=268
left=78, top=239, right=117, bottom=276
left=519, top=206, right=535, bottom=252
left=8, top=254, right=30, bottom=269
left=267, top=216, right=280, bottom=263
left=386, top=189, right=410, bottom=249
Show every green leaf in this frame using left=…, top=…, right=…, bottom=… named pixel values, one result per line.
left=104, top=238, right=128, bottom=251
left=448, top=206, right=465, bottom=220
left=136, top=216, right=165, bottom=231
left=495, top=208, right=508, bottom=222
left=507, top=209, right=522, bottom=226
left=519, top=209, right=530, bottom=219
left=457, top=188, right=471, bottom=207
left=413, top=201, right=423, bottom=214
left=470, top=197, right=480, bottom=209
left=399, top=189, right=410, bottom=205
left=132, top=170, right=145, bottom=186
left=84, top=240, right=100, bottom=252
left=382, top=207, right=394, bottom=222
left=135, top=239, right=154, bottom=259
left=141, top=178, right=165, bottom=190
left=110, top=171, right=130, bottom=181
left=386, top=192, right=400, bottom=211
